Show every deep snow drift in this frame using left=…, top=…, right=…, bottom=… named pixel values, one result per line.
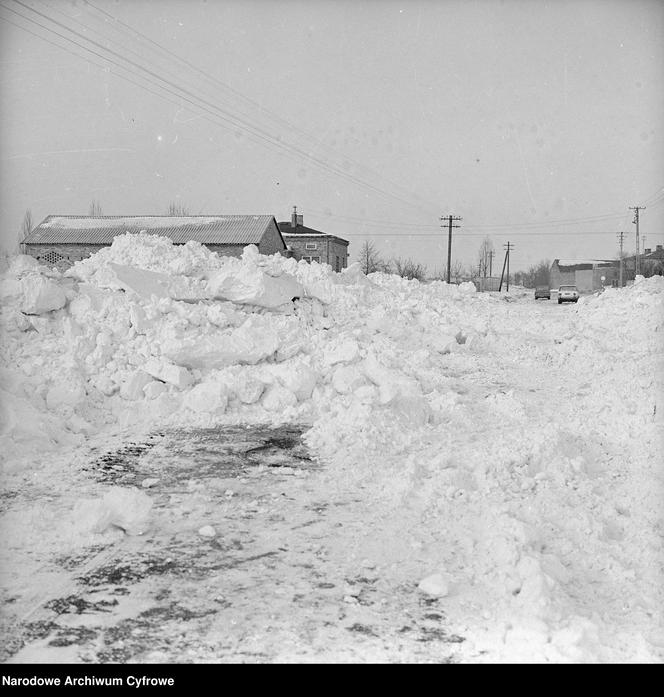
left=1, top=234, right=662, bottom=663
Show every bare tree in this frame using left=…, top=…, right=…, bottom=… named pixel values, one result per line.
left=519, top=259, right=551, bottom=287
left=450, top=260, right=465, bottom=284
left=89, top=199, right=103, bottom=216
left=17, top=209, right=32, bottom=254
left=477, top=236, right=494, bottom=278
left=391, top=257, right=427, bottom=281
left=359, top=240, right=388, bottom=275
left=167, top=201, right=190, bottom=216
left=641, top=257, right=663, bottom=278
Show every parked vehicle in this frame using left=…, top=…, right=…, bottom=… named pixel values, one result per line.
left=534, top=286, right=550, bottom=300
left=557, top=285, right=579, bottom=304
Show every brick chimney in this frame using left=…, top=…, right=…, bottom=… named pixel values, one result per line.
left=290, top=206, right=303, bottom=229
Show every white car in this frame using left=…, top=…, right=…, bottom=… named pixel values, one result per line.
left=557, top=285, right=579, bottom=304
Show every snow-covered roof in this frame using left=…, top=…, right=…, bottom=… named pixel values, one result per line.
left=277, top=221, right=349, bottom=245
left=556, top=259, right=615, bottom=267
left=24, top=215, right=279, bottom=246
left=281, top=232, right=329, bottom=238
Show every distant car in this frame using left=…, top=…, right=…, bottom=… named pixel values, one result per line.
left=534, top=286, right=550, bottom=300
left=557, top=285, right=579, bottom=304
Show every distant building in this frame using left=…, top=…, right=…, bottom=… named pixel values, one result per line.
left=475, top=276, right=500, bottom=292
left=549, top=259, right=618, bottom=292
left=624, top=244, right=664, bottom=277
left=277, top=207, right=349, bottom=272
left=22, top=215, right=287, bottom=270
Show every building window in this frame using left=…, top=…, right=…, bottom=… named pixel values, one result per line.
left=305, top=242, right=318, bottom=250
left=303, top=256, right=321, bottom=264
left=336, top=256, right=340, bottom=272
left=43, top=250, right=64, bottom=266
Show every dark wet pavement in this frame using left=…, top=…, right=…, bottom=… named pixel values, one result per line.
left=2, top=426, right=464, bottom=663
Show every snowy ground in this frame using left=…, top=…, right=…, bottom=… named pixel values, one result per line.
left=1, top=237, right=662, bottom=663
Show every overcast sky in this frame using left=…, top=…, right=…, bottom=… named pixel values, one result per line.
left=1, top=0, right=662, bottom=273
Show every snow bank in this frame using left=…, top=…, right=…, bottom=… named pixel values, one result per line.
left=1, top=237, right=662, bottom=663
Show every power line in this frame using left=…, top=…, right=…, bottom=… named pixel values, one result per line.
left=3, top=0, right=433, bottom=213
left=302, top=205, right=635, bottom=231
left=81, top=0, right=443, bottom=218
left=0, top=12, right=200, bottom=112
left=340, top=229, right=659, bottom=238
left=0, top=7, right=357, bottom=186
left=87, top=0, right=664, bottom=231
left=5, top=2, right=664, bottom=242
left=642, top=187, right=664, bottom=206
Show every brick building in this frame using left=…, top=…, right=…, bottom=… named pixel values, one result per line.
left=22, top=215, right=287, bottom=270
left=624, top=244, right=664, bottom=277
left=277, top=208, right=349, bottom=272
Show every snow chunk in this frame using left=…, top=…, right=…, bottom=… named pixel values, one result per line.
left=19, top=275, right=67, bottom=314
left=268, top=360, right=318, bottom=401
left=120, top=370, right=153, bottom=400
left=458, top=281, right=477, bottom=294
left=107, top=262, right=171, bottom=299
left=161, top=317, right=280, bottom=369
left=331, top=365, right=367, bottom=395
left=9, top=254, right=40, bottom=275
left=262, top=384, right=298, bottom=412
left=235, top=375, right=266, bottom=404
left=362, top=353, right=422, bottom=405
left=207, top=263, right=303, bottom=309
left=143, top=358, right=193, bottom=389
left=323, top=338, right=361, bottom=366
left=418, top=573, right=449, bottom=597
left=46, top=381, right=85, bottom=411
left=73, top=487, right=153, bottom=536
left=143, top=381, right=167, bottom=400
left=184, top=380, right=229, bottom=414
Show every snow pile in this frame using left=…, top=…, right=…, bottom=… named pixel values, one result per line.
left=1, top=234, right=662, bottom=663
left=0, top=234, right=490, bottom=450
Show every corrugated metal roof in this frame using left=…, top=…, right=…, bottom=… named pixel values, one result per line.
left=24, top=215, right=276, bottom=245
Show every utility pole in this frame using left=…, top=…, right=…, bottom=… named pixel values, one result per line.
left=617, top=231, right=625, bottom=287
left=440, top=214, right=462, bottom=284
left=629, top=206, right=646, bottom=276
left=498, top=242, right=513, bottom=291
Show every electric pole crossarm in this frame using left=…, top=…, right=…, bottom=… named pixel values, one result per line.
left=498, top=247, right=508, bottom=291
left=629, top=206, right=646, bottom=276
left=617, top=231, right=625, bottom=287
left=440, top=214, right=462, bottom=284
left=499, top=242, right=513, bottom=292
